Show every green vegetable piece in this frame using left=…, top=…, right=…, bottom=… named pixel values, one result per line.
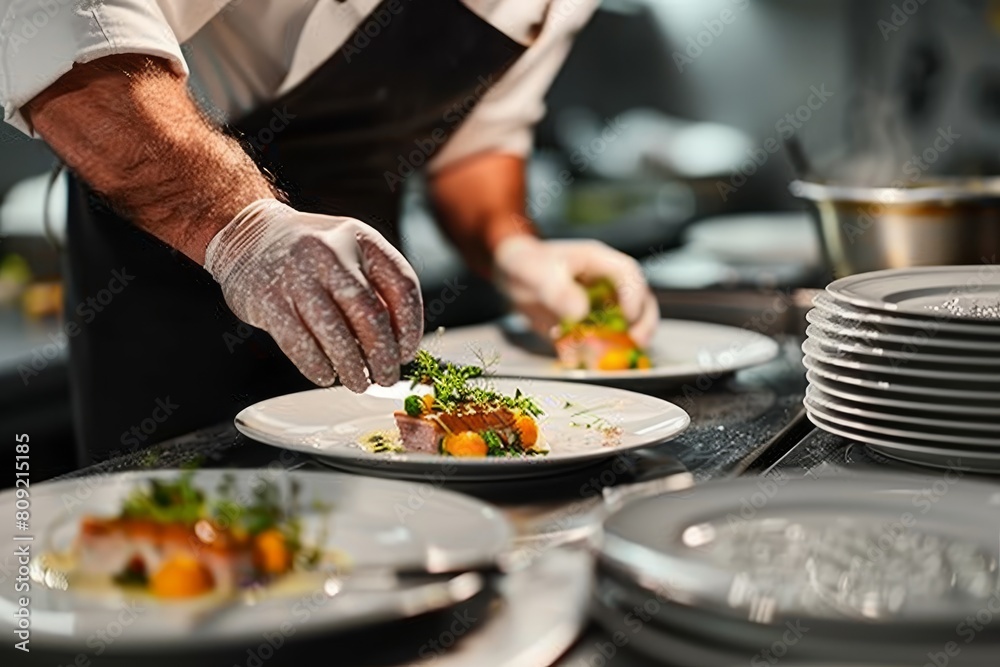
left=403, top=395, right=423, bottom=417
left=482, top=430, right=507, bottom=457
left=585, top=277, right=617, bottom=310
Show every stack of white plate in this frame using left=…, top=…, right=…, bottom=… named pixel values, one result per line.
left=590, top=474, right=1000, bottom=666
left=802, top=266, right=1000, bottom=472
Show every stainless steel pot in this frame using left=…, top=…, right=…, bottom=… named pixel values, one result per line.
left=789, top=179, right=1000, bottom=278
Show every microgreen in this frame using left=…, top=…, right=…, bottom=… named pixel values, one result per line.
left=404, top=350, right=542, bottom=417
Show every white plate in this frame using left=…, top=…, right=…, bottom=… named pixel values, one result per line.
left=802, top=338, right=1000, bottom=382
left=682, top=211, right=820, bottom=264
left=804, top=397, right=1000, bottom=447
left=806, top=325, right=1000, bottom=366
left=235, top=379, right=690, bottom=481
left=806, top=412, right=1000, bottom=473
left=422, top=317, right=780, bottom=387
left=805, top=386, right=1000, bottom=432
left=806, top=308, right=1000, bottom=352
left=806, top=370, right=1000, bottom=417
left=802, top=356, right=1000, bottom=400
left=814, top=292, right=1000, bottom=335
left=0, top=470, right=510, bottom=653
left=827, top=266, right=1000, bottom=322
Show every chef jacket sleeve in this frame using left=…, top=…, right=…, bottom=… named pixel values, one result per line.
left=427, top=0, right=599, bottom=173
left=0, top=0, right=188, bottom=136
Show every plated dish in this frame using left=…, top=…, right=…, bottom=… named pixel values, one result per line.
left=4, top=470, right=510, bottom=651
left=37, top=471, right=340, bottom=603
left=423, top=317, right=779, bottom=388
left=235, top=375, right=690, bottom=481
left=554, top=278, right=651, bottom=371
left=376, top=351, right=548, bottom=458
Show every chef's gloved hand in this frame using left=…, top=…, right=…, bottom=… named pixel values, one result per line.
left=493, top=235, right=659, bottom=347
left=204, top=199, right=424, bottom=392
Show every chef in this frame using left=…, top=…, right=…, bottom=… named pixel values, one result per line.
left=0, top=0, right=659, bottom=462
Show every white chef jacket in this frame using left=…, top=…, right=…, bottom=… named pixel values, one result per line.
left=0, top=0, right=597, bottom=171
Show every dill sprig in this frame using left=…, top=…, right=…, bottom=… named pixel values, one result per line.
left=404, top=350, right=542, bottom=416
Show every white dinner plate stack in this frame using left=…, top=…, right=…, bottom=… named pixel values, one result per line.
left=802, top=266, right=1000, bottom=472
left=590, top=474, right=1000, bottom=666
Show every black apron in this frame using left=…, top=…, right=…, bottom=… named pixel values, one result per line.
left=64, top=0, right=527, bottom=464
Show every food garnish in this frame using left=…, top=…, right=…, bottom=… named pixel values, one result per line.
left=390, top=351, right=547, bottom=458
left=555, top=277, right=652, bottom=371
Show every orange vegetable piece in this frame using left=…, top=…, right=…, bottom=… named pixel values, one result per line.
left=253, top=529, right=292, bottom=575
left=421, top=394, right=435, bottom=412
left=150, top=554, right=214, bottom=598
left=635, top=355, right=652, bottom=370
left=598, top=348, right=632, bottom=371
left=515, top=415, right=538, bottom=448
left=443, top=431, right=488, bottom=457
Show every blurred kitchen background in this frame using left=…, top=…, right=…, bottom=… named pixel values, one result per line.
left=2, top=0, right=998, bottom=477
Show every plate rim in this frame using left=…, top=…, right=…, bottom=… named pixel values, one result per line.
left=805, top=325, right=1000, bottom=365
left=804, top=396, right=1000, bottom=447
left=806, top=308, right=1000, bottom=351
left=803, top=355, right=1000, bottom=400
left=806, top=412, right=1000, bottom=468
left=826, top=266, right=1000, bottom=322
left=802, top=338, right=1000, bottom=382
left=814, top=292, right=1000, bottom=334
left=805, top=370, right=999, bottom=416
left=804, top=385, right=1000, bottom=432
left=424, top=318, right=781, bottom=383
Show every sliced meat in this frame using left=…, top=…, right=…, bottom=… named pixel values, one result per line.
left=393, top=411, right=444, bottom=453
left=435, top=406, right=516, bottom=434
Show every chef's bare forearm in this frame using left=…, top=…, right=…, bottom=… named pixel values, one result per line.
left=428, top=153, right=537, bottom=277
left=23, top=54, right=278, bottom=265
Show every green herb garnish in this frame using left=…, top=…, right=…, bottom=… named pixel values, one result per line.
left=120, top=470, right=205, bottom=524
left=404, top=351, right=542, bottom=417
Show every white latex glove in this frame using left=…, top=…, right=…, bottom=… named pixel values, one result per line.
left=204, top=199, right=424, bottom=392
left=493, top=235, right=659, bottom=346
